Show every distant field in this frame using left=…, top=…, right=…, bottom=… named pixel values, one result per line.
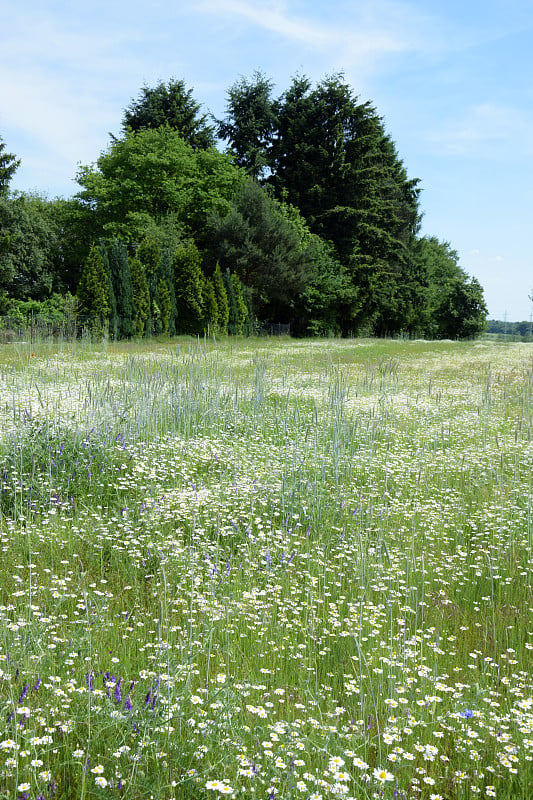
left=1, top=337, right=532, bottom=800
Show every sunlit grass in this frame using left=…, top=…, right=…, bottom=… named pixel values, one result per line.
left=1, top=336, right=532, bottom=799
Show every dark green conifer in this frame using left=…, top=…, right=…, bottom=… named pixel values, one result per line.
left=77, top=244, right=110, bottom=337
left=173, top=240, right=205, bottom=335
left=202, top=276, right=219, bottom=334
left=130, top=256, right=150, bottom=336
left=108, top=238, right=134, bottom=338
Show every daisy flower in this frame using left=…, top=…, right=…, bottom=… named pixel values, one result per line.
left=373, top=767, right=394, bottom=783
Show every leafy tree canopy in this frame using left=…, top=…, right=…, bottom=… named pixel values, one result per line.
left=0, top=193, right=59, bottom=300
left=75, top=127, right=246, bottom=243
left=413, top=236, right=488, bottom=338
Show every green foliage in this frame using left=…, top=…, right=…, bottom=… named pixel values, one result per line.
left=1, top=292, right=78, bottom=325
left=487, top=319, right=533, bottom=339
left=223, top=269, right=247, bottom=335
left=75, top=128, right=245, bottom=243
left=158, top=274, right=172, bottom=335
left=107, top=238, right=134, bottom=338
left=435, top=275, right=487, bottom=339
left=122, top=78, right=216, bottom=149
left=129, top=256, right=150, bottom=336
left=0, top=77, right=488, bottom=341
left=137, top=236, right=160, bottom=282
left=232, top=272, right=248, bottom=334
left=97, top=239, right=117, bottom=337
left=218, top=71, right=276, bottom=179
left=292, top=236, right=353, bottom=337
left=173, top=240, right=205, bottom=335
left=76, top=244, right=110, bottom=338
left=76, top=244, right=109, bottom=319
left=221, top=72, right=422, bottom=334
left=45, top=196, right=99, bottom=293
left=413, top=237, right=488, bottom=339
left=207, top=179, right=311, bottom=321
left=138, top=236, right=162, bottom=334
left=159, top=248, right=177, bottom=336
left=0, top=193, right=60, bottom=300
left=212, top=262, right=229, bottom=333
left=0, top=135, right=20, bottom=197
left=202, top=276, right=219, bottom=334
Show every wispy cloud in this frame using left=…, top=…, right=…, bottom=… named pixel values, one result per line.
left=428, top=103, right=533, bottom=158
left=0, top=4, right=156, bottom=192
left=194, top=0, right=437, bottom=73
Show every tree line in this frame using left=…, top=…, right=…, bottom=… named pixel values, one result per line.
left=0, top=74, right=488, bottom=338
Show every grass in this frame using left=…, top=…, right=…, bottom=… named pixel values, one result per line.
left=0, top=335, right=532, bottom=800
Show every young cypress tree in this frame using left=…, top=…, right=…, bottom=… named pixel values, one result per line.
left=173, top=240, right=205, bottom=335
left=77, top=243, right=110, bottom=337
left=137, top=236, right=160, bottom=335
left=202, top=276, right=219, bottom=335
left=159, top=248, right=177, bottom=336
left=158, top=275, right=172, bottom=335
left=97, top=239, right=117, bottom=338
left=212, top=261, right=229, bottom=334
left=108, top=238, right=134, bottom=338
left=130, top=256, right=150, bottom=336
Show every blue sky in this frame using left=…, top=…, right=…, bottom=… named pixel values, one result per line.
left=1, top=0, right=532, bottom=321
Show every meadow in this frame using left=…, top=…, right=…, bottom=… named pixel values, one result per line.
left=0, top=335, right=532, bottom=800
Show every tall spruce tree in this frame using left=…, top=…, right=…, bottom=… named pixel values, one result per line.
left=218, top=71, right=276, bottom=179
left=220, top=73, right=421, bottom=333
left=122, top=79, right=216, bottom=149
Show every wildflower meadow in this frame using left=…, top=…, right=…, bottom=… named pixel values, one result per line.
left=0, top=336, right=532, bottom=800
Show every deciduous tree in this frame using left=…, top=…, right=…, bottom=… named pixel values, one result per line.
left=76, top=128, right=245, bottom=244
left=0, top=193, right=59, bottom=300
